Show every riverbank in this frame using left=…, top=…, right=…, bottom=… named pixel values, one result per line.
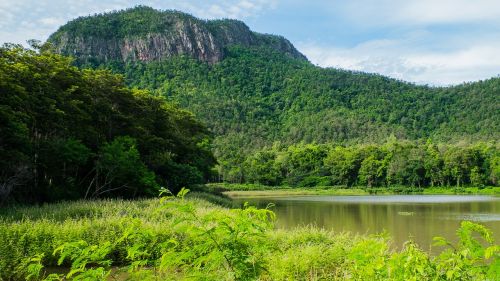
left=0, top=193, right=498, bottom=280
left=203, top=183, right=500, bottom=197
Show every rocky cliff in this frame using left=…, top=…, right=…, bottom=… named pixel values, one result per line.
left=47, top=6, right=307, bottom=65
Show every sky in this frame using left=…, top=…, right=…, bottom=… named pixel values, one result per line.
left=1, top=0, right=500, bottom=85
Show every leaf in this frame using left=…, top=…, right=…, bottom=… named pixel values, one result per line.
left=433, top=236, right=451, bottom=247
left=177, top=187, right=190, bottom=199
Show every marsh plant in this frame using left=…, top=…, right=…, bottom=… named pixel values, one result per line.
left=1, top=189, right=498, bottom=280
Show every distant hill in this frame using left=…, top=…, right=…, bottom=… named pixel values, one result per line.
left=47, top=6, right=500, bottom=180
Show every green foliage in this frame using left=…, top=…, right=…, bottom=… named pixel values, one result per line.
left=0, top=197, right=498, bottom=280
left=433, top=221, right=500, bottom=280
left=17, top=253, right=61, bottom=281
left=53, top=240, right=113, bottom=280
left=233, top=141, right=500, bottom=188
left=0, top=45, right=215, bottom=203
left=387, top=242, right=435, bottom=280
left=87, top=46, right=499, bottom=184
left=205, top=182, right=291, bottom=191
left=90, top=136, right=159, bottom=198
left=155, top=191, right=275, bottom=280
left=358, top=155, right=386, bottom=188
left=49, top=6, right=192, bottom=41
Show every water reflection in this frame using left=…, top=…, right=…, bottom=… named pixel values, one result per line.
left=233, top=195, right=500, bottom=252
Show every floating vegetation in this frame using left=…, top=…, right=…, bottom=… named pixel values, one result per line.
left=398, top=211, right=415, bottom=216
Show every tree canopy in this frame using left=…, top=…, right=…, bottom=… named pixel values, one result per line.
left=237, top=141, right=499, bottom=188
left=0, top=44, right=215, bottom=203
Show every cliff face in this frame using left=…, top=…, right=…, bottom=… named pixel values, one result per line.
left=47, top=6, right=307, bottom=65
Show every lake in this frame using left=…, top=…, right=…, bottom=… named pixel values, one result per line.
left=233, top=195, right=500, bottom=252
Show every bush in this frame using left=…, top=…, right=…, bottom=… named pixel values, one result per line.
left=296, top=176, right=333, bottom=188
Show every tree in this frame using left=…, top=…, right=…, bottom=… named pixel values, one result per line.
left=38, top=139, right=91, bottom=200
left=424, top=143, right=445, bottom=187
left=0, top=45, right=216, bottom=203
left=358, top=155, right=386, bottom=187
left=88, top=136, right=158, bottom=198
left=488, top=155, right=500, bottom=186
left=244, top=150, right=280, bottom=186
left=324, top=146, right=361, bottom=186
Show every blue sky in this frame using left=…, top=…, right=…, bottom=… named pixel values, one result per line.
left=1, top=0, right=500, bottom=85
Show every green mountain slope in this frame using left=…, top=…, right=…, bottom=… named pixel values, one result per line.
left=47, top=7, right=500, bottom=183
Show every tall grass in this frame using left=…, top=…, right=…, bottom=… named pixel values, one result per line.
left=0, top=192, right=498, bottom=280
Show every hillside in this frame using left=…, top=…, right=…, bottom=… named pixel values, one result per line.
left=47, top=7, right=500, bottom=184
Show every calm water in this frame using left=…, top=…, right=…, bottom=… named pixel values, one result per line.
left=233, top=195, right=500, bottom=252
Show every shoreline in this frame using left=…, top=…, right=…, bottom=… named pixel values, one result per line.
left=213, top=185, right=500, bottom=198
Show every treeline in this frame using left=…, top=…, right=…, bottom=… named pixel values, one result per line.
left=0, top=44, right=215, bottom=204
left=223, top=141, right=500, bottom=188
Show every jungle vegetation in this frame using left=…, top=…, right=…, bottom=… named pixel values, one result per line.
left=234, top=141, right=499, bottom=188
left=0, top=44, right=215, bottom=204
left=99, top=47, right=499, bottom=186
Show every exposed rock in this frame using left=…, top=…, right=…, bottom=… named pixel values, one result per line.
left=47, top=6, right=307, bottom=65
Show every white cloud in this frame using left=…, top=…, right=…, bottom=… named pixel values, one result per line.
left=38, top=17, right=65, bottom=26
left=291, top=1, right=500, bottom=85
left=1, top=0, right=499, bottom=85
left=0, top=0, right=278, bottom=45
left=341, top=0, right=500, bottom=26
left=179, top=0, right=277, bottom=19
left=299, top=36, right=500, bottom=86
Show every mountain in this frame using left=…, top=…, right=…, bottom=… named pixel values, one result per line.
left=47, top=6, right=306, bottom=65
left=47, top=7, right=499, bottom=182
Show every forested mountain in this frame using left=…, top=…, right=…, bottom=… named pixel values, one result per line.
left=46, top=7, right=499, bottom=185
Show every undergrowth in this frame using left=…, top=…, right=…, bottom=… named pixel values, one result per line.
left=0, top=189, right=498, bottom=280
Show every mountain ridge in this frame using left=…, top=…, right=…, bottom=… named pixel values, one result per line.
left=47, top=6, right=307, bottom=65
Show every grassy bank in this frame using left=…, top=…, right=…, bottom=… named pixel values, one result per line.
left=0, top=191, right=498, bottom=280
left=223, top=188, right=369, bottom=197
left=204, top=183, right=500, bottom=197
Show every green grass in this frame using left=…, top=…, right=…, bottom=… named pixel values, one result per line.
left=422, top=186, right=500, bottom=195
left=223, top=188, right=369, bottom=197
left=206, top=183, right=500, bottom=197
left=0, top=193, right=498, bottom=280
left=204, top=183, right=294, bottom=191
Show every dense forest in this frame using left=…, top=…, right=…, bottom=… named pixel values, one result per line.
left=237, top=141, right=499, bottom=188
left=97, top=47, right=499, bottom=183
left=0, top=44, right=215, bottom=203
